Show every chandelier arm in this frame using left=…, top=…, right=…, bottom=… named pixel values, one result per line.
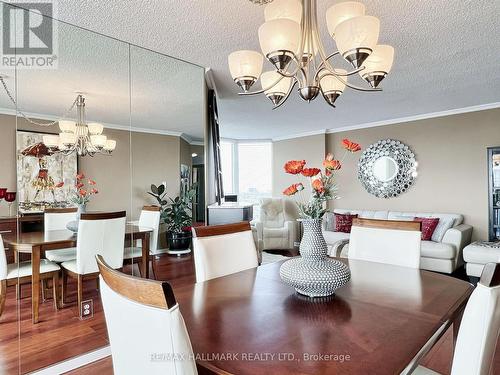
left=272, top=79, right=298, bottom=110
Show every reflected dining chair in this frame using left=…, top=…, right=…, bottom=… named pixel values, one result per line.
left=96, top=255, right=197, bottom=375
left=0, top=234, right=60, bottom=317
left=192, top=222, right=259, bottom=283
left=61, top=211, right=126, bottom=316
left=348, top=218, right=422, bottom=269
left=44, top=208, right=78, bottom=263
left=124, top=205, right=164, bottom=279
left=414, top=262, right=500, bottom=375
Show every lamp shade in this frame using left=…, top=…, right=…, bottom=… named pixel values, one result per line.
left=334, top=15, right=380, bottom=55
left=362, top=44, right=395, bottom=74
left=42, top=134, right=60, bottom=148
left=87, top=122, right=104, bottom=135
left=228, top=50, right=263, bottom=80
left=258, top=18, right=301, bottom=56
left=326, top=2, right=365, bottom=38
left=60, top=132, right=76, bottom=145
left=91, top=135, right=107, bottom=148
left=261, top=71, right=293, bottom=95
left=59, top=120, right=76, bottom=133
left=265, top=0, right=302, bottom=24
left=104, top=139, right=116, bottom=151
left=319, top=69, right=347, bottom=93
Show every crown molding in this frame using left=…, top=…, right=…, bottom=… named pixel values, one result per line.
left=272, top=129, right=326, bottom=142
left=326, top=102, right=500, bottom=134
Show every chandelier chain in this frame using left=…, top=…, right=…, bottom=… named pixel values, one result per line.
left=0, top=76, right=78, bottom=127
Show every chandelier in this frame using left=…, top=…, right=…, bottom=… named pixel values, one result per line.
left=228, top=0, right=394, bottom=108
left=42, top=95, right=117, bottom=156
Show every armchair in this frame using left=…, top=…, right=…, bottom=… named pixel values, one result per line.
left=253, top=198, right=299, bottom=251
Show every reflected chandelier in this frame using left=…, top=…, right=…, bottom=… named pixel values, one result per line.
left=228, top=0, right=395, bottom=108
left=42, top=95, right=117, bottom=157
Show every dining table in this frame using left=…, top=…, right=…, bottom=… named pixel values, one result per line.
left=5, top=224, right=152, bottom=323
left=176, top=258, right=474, bottom=375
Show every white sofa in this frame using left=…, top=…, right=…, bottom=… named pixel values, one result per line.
left=323, top=209, right=473, bottom=274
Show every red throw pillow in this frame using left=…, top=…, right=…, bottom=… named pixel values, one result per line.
left=334, top=213, right=358, bottom=233
left=414, top=217, right=440, bottom=241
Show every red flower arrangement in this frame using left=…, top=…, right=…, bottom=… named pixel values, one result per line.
left=69, top=172, right=98, bottom=206
left=282, top=139, right=361, bottom=219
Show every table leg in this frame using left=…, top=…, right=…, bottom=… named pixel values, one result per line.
left=31, top=245, right=41, bottom=324
left=142, top=233, right=150, bottom=279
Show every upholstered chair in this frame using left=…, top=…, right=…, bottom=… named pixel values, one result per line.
left=97, top=255, right=197, bottom=375
left=124, top=205, right=165, bottom=278
left=60, top=211, right=126, bottom=316
left=414, top=262, right=500, bottom=375
left=192, top=222, right=259, bottom=283
left=253, top=198, right=298, bottom=251
left=348, top=218, right=422, bottom=269
left=0, top=234, right=60, bottom=317
left=44, top=208, right=78, bottom=263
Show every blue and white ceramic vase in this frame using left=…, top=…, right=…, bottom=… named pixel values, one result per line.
left=66, top=204, right=86, bottom=232
left=279, top=219, right=351, bottom=297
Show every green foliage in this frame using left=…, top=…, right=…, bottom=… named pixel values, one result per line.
left=148, top=183, right=197, bottom=233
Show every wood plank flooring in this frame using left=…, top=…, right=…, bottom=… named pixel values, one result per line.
left=1, top=253, right=499, bottom=374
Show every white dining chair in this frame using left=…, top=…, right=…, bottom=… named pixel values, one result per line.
left=0, top=234, right=60, bottom=317
left=348, top=218, right=422, bottom=269
left=192, top=222, right=259, bottom=283
left=96, top=255, right=197, bottom=375
left=44, top=208, right=78, bottom=263
left=60, top=211, right=126, bottom=317
left=414, top=262, right=500, bottom=375
left=124, top=205, right=165, bottom=279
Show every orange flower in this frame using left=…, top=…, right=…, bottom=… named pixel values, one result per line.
left=312, top=179, right=325, bottom=193
left=91, top=188, right=98, bottom=194
left=323, top=159, right=341, bottom=170
left=283, top=183, right=304, bottom=196
left=55, top=182, right=64, bottom=188
left=284, top=160, right=306, bottom=175
left=76, top=173, right=85, bottom=180
left=79, top=189, right=87, bottom=197
left=88, top=179, right=96, bottom=185
left=76, top=182, right=84, bottom=189
left=342, top=139, right=361, bottom=152
left=301, top=168, right=321, bottom=177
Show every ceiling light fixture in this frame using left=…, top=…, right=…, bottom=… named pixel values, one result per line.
left=42, top=94, right=116, bottom=156
left=230, top=0, right=394, bottom=109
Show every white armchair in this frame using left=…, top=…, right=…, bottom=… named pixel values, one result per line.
left=253, top=198, right=298, bottom=251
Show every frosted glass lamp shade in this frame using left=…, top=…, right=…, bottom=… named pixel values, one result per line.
left=87, top=122, right=104, bottom=135
left=59, top=120, right=76, bottom=133
left=42, top=134, right=60, bottom=148
left=261, top=71, right=292, bottom=95
left=265, top=0, right=302, bottom=24
left=362, top=45, right=395, bottom=74
left=60, top=132, right=76, bottom=145
left=104, top=139, right=116, bottom=151
left=258, top=19, right=301, bottom=57
left=228, top=50, right=263, bottom=80
left=326, top=2, right=366, bottom=38
left=319, top=69, right=347, bottom=94
left=91, top=135, right=107, bottom=148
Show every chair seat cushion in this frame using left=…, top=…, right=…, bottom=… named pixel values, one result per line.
left=420, top=240, right=456, bottom=260
left=6, top=259, right=60, bottom=280
left=45, top=248, right=77, bottom=263
left=463, top=244, right=500, bottom=264
left=124, top=246, right=143, bottom=259
left=61, top=260, right=78, bottom=273
left=322, top=230, right=350, bottom=244
left=263, top=227, right=287, bottom=238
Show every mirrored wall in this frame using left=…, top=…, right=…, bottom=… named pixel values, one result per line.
left=0, top=3, right=206, bottom=372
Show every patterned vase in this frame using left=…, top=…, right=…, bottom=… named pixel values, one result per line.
left=66, top=204, right=86, bottom=232
left=279, top=218, right=351, bottom=297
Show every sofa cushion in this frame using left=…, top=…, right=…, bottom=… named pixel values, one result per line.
left=263, top=227, right=287, bottom=238
left=322, top=230, right=350, bottom=244
left=463, top=245, right=500, bottom=264
left=431, top=217, right=455, bottom=242
left=334, top=209, right=388, bottom=220
left=388, top=212, right=464, bottom=227
left=420, top=241, right=456, bottom=260
left=323, top=212, right=336, bottom=232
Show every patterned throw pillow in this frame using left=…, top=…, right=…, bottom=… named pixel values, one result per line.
left=334, top=213, right=358, bottom=233
left=431, top=217, right=455, bottom=242
left=414, top=217, right=440, bottom=241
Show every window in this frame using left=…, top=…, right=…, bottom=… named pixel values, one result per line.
left=220, top=140, right=272, bottom=205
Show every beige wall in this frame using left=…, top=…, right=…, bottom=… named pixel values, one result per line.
left=326, top=108, right=500, bottom=241
left=272, top=134, right=326, bottom=197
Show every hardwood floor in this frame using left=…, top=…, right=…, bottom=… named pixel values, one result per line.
left=1, top=253, right=499, bottom=374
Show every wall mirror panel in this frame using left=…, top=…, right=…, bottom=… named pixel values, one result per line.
left=0, top=3, right=207, bottom=373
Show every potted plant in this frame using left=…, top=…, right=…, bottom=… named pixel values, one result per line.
left=148, top=183, right=197, bottom=251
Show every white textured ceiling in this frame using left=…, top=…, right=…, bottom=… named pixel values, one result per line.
left=6, top=0, right=500, bottom=140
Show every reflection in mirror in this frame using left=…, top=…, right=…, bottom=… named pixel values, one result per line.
left=372, top=156, right=398, bottom=182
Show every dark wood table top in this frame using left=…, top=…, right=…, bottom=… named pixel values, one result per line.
left=176, top=258, right=473, bottom=375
